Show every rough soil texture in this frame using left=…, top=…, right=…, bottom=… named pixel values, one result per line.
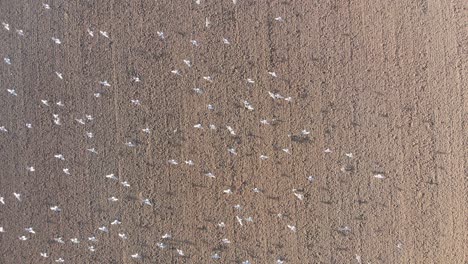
left=0, top=0, right=467, bottom=263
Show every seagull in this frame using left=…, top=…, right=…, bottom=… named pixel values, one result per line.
left=2, top=22, right=10, bottom=30
left=221, top=238, right=230, bottom=244
left=0, top=126, right=7, bottom=132
left=228, top=148, right=237, bottom=155
left=99, top=80, right=111, bottom=87
left=338, top=226, right=351, bottom=233
left=259, top=155, right=269, bottom=160
left=223, top=189, right=232, bottom=194
left=245, top=216, right=253, bottom=222
left=307, top=176, right=315, bottom=182
left=252, top=187, right=262, bottom=193
left=234, top=204, right=242, bottom=210
left=19, top=236, right=28, bottom=241
left=56, top=101, right=64, bottom=106
left=54, top=237, right=65, bottom=244
left=55, top=258, right=65, bottom=263
left=205, top=17, right=210, bottom=27
left=157, top=31, right=165, bottom=39
left=277, top=259, right=285, bottom=264
left=111, top=219, right=121, bottom=225
left=242, top=261, right=251, bottom=264
left=40, top=252, right=48, bottom=258
left=125, top=141, right=136, bottom=147
left=222, top=38, right=230, bottom=44
left=192, top=88, right=203, bottom=94
left=106, top=174, right=118, bottom=180
left=86, top=132, right=93, bottom=138
left=203, top=76, right=213, bottom=82
left=42, top=3, right=51, bottom=9
left=50, top=206, right=61, bottom=212
left=70, top=238, right=80, bottom=244
left=16, top=29, right=24, bottom=36
left=142, top=198, right=152, bottom=206
left=211, top=253, right=221, bottom=259
left=168, top=159, right=178, bottom=165
left=99, top=31, right=109, bottom=38
left=292, top=189, right=304, bottom=200
left=185, top=160, right=194, bottom=166
left=0, top=197, right=4, bottom=204
left=51, top=37, right=61, bottom=44
left=190, top=40, right=199, bottom=46
left=130, top=99, right=140, bottom=106
left=87, top=148, right=98, bottom=154
left=98, top=226, right=108, bottom=233
left=121, top=181, right=130, bottom=187
left=176, top=249, right=184, bottom=256
left=268, top=71, right=277, bottom=77
left=55, top=72, right=63, bottom=79
left=301, top=130, right=310, bottom=135
left=4, top=57, right=11, bottom=65
left=285, top=97, right=292, bottom=102
left=207, top=104, right=214, bottom=110
left=88, top=236, right=97, bottom=242
left=171, top=69, right=181, bottom=75
left=287, top=225, right=297, bottom=232
left=131, top=253, right=141, bottom=259
left=25, top=227, right=36, bottom=234
left=131, top=76, right=141, bottom=82
left=157, top=242, right=166, bottom=249
left=108, top=197, right=118, bottom=202
left=161, top=233, right=171, bottom=239
left=87, top=28, right=94, bottom=37
left=324, top=148, right=332, bottom=153
left=7, top=89, right=17, bottom=96
left=226, top=126, right=236, bottom=135
left=217, top=222, right=225, bottom=228
left=13, top=192, right=21, bottom=201
left=183, top=59, right=191, bottom=67
left=282, top=148, right=291, bottom=154
left=355, top=254, right=362, bottom=264
left=209, top=124, right=217, bottom=130
left=41, top=99, right=49, bottom=106
left=76, top=118, right=86, bottom=125
left=53, top=114, right=61, bottom=125
left=88, top=246, right=96, bottom=252
left=118, top=233, right=127, bottom=240
left=85, top=115, right=93, bottom=120
left=27, top=166, right=35, bottom=172
left=275, top=17, right=284, bottom=22
left=54, top=154, right=65, bottom=160
left=236, top=216, right=243, bottom=226
left=26, top=123, right=32, bottom=128
left=243, top=100, right=254, bottom=111
left=246, top=78, right=255, bottom=84
left=345, top=153, right=353, bottom=158
left=205, top=172, right=215, bottom=178
left=374, top=174, right=385, bottom=179
left=0, top=227, right=4, bottom=232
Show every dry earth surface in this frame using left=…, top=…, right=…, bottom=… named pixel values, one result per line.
left=0, top=0, right=467, bottom=263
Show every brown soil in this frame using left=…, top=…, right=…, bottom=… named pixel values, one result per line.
left=0, top=0, right=466, bottom=263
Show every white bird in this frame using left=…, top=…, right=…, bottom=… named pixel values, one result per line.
left=70, top=238, right=80, bottom=244
left=345, top=153, right=353, bottom=158
left=55, top=258, right=65, bottom=263
left=242, top=261, right=251, bottom=264
left=252, top=187, right=261, bottom=193
left=207, top=104, right=214, bottom=110
left=43, top=3, right=50, bottom=9
left=292, top=189, right=304, bottom=201
left=99, top=31, right=109, bottom=38
left=205, top=172, right=215, bottom=178
left=85, top=115, right=93, bottom=120
left=301, top=130, right=310, bottom=135
left=203, top=76, right=213, bottom=82
left=243, top=100, right=254, bottom=111
left=157, top=242, right=166, bottom=249
left=108, top=197, right=118, bottom=202
left=25, top=123, right=32, bottom=128
left=268, top=71, right=277, bottom=77
left=19, top=236, right=28, bottom=241
left=62, top=168, right=70, bottom=175
left=131, top=253, right=141, bottom=259
left=125, top=141, right=136, bottom=147
left=13, top=192, right=21, bottom=201
left=4, top=57, right=11, bottom=65
left=16, top=29, right=24, bottom=36
left=88, top=246, right=96, bottom=252
left=157, top=31, right=165, bottom=39
left=171, top=69, right=181, bottom=75
left=324, top=148, right=332, bottom=153
left=282, top=148, right=291, bottom=154
left=223, top=189, right=232, bottom=194
left=192, top=88, right=203, bottom=94
left=168, top=159, right=178, bottom=165
left=86, top=132, right=93, bottom=138
left=176, top=249, right=184, bottom=256
left=338, top=226, right=351, bottom=233
left=54, top=237, right=65, bottom=244
left=259, top=155, right=269, bottom=160
left=0, top=227, right=4, bottom=232
left=87, top=148, right=98, bottom=154
left=0, top=197, right=4, bottom=204
left=245, top=216, right=253, bottom=222
left=54, top=154, right=65, bottom=160
left=7, top=89, right=17, bottom=96
left=209, top=124, right=217, bottom=130
left=285, top=97, right=292, bottom=102
left=183, top=59, right=191, bottom=67
left=275, top=17, right=284, bottom=22
left=185, top=160, right=194, bottom=166
left=111, top=219, right=121, bottom=225
left=211, top=253, right=221, bottom=259
left=118, top=233, right=127, bottom=240
left=356, top=254, right=362, bottom=264
left=205, top=17, right=210, bottom=27
left=106, top=174, right=118, bottom=180
left=40, top=252, right=48, bottom=258
left=131, top=76, right=141, bottom=82
left=88, top=236, right=97, bottom=242
left=161, top=233, right=171, bottom=239
left=277, top=259, right=285, bottom=264
left=2, top=22, right=10, bottom=30
left=27, top=166, right=35, bottom=172
left=53, top=115, right=61, bottom=125
left=50, top=206, right=61, bottom=212
left=0, top=126, right=7, bottom=132
left=141, top=128, right=150, bottom=134
left=99, top=80, right=110, bottom=87
left=246, top=78, right=255, bottom=83
left=190, top=40, right=199, bottom=46
left=234, top=204, right=242, bottom=210
left=75, top=118, right=85, bottom=125
left=25, top=227, right=35, bottom=234
left=226, top=126, right=236, bottom=135
left=142, top=198, right=152, bottom=206
left=56, top=101, right=64, bottom=106
left=98, top=226, right=108, bottom=233
left=217, top=222, right=225, bottom=228
left=51, top=37, right=61, bottom=44
left=374, top=174, right=385, bottom=179
left=287, top=225, right=296, bottom=232
left=121, top=181, right=130, bottom=187
left=41, top=99, right=49, bottom=106
left=228, top=148, right=237, bottom=155
left=307, top=176, right=315, bottom=182
left=221, top=238, right=230, bottom=244
left=55, top=71, right=63, bottom=79
left=130, top=99, right=141, bottom=106
left=222, top=38, right=230, bottom=45
left=236, top=216, right=243, bottom=226
left=87, top=28, right=94, bottom=37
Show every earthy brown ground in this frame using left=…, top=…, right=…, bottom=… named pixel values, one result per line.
left=0, top=0, right=467, bottom=263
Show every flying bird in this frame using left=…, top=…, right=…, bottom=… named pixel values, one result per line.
left=51, top=37, right=61, bottom=44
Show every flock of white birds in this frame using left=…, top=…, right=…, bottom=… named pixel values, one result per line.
left=0, top=1, right=389, bottom=263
